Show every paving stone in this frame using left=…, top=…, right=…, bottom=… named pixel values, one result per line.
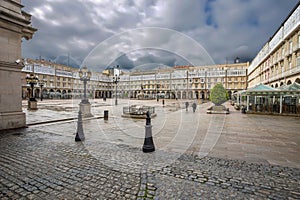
left=0, top=100, right=299, bottom=199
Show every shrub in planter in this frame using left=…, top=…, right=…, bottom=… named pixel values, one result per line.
left=210, top=83, right=227, bottom=106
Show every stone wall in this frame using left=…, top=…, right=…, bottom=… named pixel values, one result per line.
left=0, top=0, right=36, bottom=130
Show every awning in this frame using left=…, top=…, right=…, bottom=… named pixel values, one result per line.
left=242, top=83, right=300, bottom=96
left=242, top=83, right=277, bottom=95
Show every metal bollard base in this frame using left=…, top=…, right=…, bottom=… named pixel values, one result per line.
left=142, top=124, right=155, bottom=152
left=75, top=111, right=85, bottom=141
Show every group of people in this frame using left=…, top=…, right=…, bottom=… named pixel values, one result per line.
left=159, top=98, right=198, bottom=112
left=158, top=98, right=198, bottom=112
left=185, top=101, right=197, bottom=112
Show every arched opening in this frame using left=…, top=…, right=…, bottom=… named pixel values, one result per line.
left=295, top=78, right=300, bottom=84
left=166, top=91, right=170, bottom=99
left=287, top=80, right=292, bottom=85
left=177, top=91, right=181, bottom=99
left=275, top=83, right=278, bottom=88
left=228, top=91, right=232, bottom=99
left=27, top=88, right=31, bottom=99
left=188, top=91, right=193, bottom=99
left=67, top=90, right=72, bottom=99
left=42, top=89, right=48, bottom=99
left=56, top=89, right=61, bottom=99
left=35, top=88, right=40, bottom=99
left=49, top=89, right=55, bottom=99
left=201, top=91, right=205, bottom=99
left=62, top=90, right=67, bottom=99
left=182, top=91, right=186, bottom=99
left=207, top=91, right=210, bottom=100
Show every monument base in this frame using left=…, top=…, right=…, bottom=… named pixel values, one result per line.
left=0, top=111, right=26, bottom=130
left=28, top=100, right=38, bottom=110
left=207, top=105, right=229, bottom=114
left=79, top=102, right=93, bottom=118
left=122, top=113, right=157, bottom=119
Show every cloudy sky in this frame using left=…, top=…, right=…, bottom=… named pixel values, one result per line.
left=22, top=0, right=298, bottom=72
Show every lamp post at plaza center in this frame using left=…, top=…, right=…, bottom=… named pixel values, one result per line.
left=26, top=73, right=39, bottom=110
left=78, top=66, right=93, bottom=117
left=39, top=81, right=44, bottom=101
left=113, top=65, right=120, bottom=105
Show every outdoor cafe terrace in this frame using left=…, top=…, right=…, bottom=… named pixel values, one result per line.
left=233, top=83, right=300, bottom=115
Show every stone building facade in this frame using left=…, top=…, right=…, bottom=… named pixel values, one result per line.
left=0, top=0, right=36, bottom=130
left=21, top=59, right=112, bottom=100
left=248, top=2, right=300, bottom=88
left=118, top=62, right=248, bottom=100
left=22, top=59, right=248, bottom=101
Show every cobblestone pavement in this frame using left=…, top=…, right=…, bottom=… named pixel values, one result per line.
left=0, top=99, right=298, bottom=199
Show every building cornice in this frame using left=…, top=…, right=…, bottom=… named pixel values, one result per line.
left=0, top=1, right=37, bottom=39
left=0, top=60, right=24, bottom=72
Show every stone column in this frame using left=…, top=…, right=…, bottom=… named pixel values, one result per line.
left=0, top=1, right=37, bottom=130
left=246, top=95, right=249, bottom=111
left=280, top=95, right=283, bottom=114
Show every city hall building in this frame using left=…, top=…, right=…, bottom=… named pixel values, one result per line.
left=118, top=62, right=248, bottom=100
left=21, top=59, right=248, bottom=101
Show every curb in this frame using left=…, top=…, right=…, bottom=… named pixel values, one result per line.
left=27, top=116, right=103, bottom=126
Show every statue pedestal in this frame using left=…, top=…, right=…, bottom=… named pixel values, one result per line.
left=79, top=102, right=93, bottom=118
left=28, top=100, right=38, bottom=110
left=206, top=105, right=229, bottom=114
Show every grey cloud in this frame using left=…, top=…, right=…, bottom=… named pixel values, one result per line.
left=22, top=0, right=299, bottom=69
left=82, top=27, right=214, bottom=73
left=110, top=49, right=192, bottom=72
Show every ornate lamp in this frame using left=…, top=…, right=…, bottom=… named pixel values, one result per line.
left=26, top=73, right=39, bottom=101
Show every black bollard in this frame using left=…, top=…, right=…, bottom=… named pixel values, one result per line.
left=104, top=110, right=109, bottom=120
left=142, top=111, right=155, bottom=152
left=75, top=110, right=85, bottom=141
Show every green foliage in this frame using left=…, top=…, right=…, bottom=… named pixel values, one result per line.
left=210, top=83, right=227, bottom=105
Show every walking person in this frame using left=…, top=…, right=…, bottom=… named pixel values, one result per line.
left=185, top=102, right=189, bottom=112
left=192, top=102, right=197, bottom=113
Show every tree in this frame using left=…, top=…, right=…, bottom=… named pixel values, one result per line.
left=210, top=83, right=227, bottom=106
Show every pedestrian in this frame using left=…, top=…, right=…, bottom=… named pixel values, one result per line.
left=185, top=102, right=189, bottom=111
left=192, top=102, right=197, bottom=113
left=162, top=99, right=165, bottom=107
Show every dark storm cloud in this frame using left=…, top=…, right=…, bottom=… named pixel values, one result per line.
left=22, top=0, right=299, bottom=69
left=110, top=54, right=135, bottom=70
left=111, top=49, right=196, bottom=72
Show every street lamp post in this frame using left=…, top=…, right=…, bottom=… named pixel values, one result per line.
left=113, top=66, right=120, bottom=105
left=39, top=81, right=44, bottom=101
left=79, top=66, right=91, bottom=104
left=156, top=84, right=160, bottom=101
left=26, top=73, right=39, bottom=110
left=78, top=66, right=92, bottom=117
